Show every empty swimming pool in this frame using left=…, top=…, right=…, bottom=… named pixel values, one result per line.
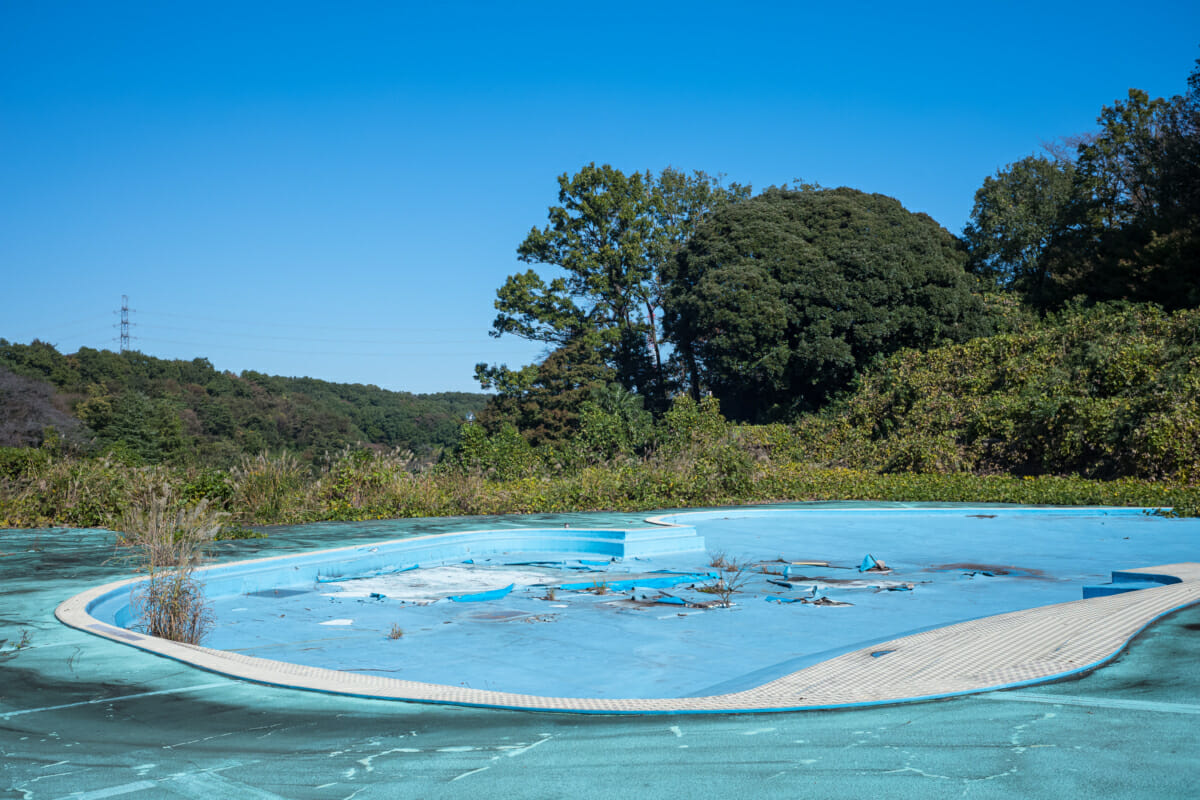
left=57, top=504, right=1200, bottom=714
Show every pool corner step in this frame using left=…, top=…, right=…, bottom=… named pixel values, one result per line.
left=1083, top=566, right=1186, bottom=599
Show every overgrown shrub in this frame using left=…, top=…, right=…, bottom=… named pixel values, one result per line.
left=133, top=570, right=213, bottom=644
left=765, top=303, right=1200, bottom=481
left=230, top=451, right=305, bottom=523
left=121, top=484, right=224, bottom=644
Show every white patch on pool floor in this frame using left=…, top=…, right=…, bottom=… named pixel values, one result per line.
left=319, top=619, right=355, bottom=626
left=327, top=565, right=567, bottom=602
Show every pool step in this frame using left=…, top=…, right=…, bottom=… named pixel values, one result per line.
left=1083, top=568, right=1182, bottom=599
left=179, top=523, right=707, bottom=596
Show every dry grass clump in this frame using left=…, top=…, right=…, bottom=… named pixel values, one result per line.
left=133, top=571, right=214, bottom=644
left=230, top=451, right=305, bottom=523
left=121, top=484, right=225, bottom=644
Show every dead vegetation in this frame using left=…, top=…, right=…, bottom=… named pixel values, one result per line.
left=121, top=484, right=224, bottom=644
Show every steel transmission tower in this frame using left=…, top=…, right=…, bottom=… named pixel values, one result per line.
left=119, top=294, right=132, bottom=353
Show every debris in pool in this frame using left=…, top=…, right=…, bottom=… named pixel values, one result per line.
left=369, top=592, right=387, bottom=600
left=320, top=619, right=354, bottom=626
left=967, top=514, right=998, bottom=519
left=871, top=649, right=897, bottom=657
left=317, top=563, right=419, bottom=584
left=449, top=583, right=515, bottom=603
left=246, top=588, right=311, bottom=598
left=767, top=579, right=792, bottom=589
left=810, top=597, right=854, bottom=607
left=469, top=610, right=533, bottom=622
left=923, top=563, right=1050, bottom=580
left=858, top=554, right=889, bottom=573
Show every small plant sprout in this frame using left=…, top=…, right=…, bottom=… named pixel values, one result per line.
left=544, top=586, right=557, bottom=601
left=589, top=580, right=609, bottom=595
left=702, top=558, right=752, bottom=607
left=387, top=623, right=404, bottom=639
left=0, top=629, right=33, bottom=660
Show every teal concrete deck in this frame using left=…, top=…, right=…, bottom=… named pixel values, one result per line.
left=5, top=503, right=1200, bottom=797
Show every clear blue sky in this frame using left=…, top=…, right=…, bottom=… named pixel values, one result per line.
left=3, top=1, right=1197, bottom=393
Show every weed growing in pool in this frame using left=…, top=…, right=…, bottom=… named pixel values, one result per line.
left=544, top=587, right=557, bottom=601
left=708, top=551, right=730, bottom=570
left=387, top=624, right=404, bottom=639
left=699, top=559, right=753, bottom=607
left=134, top=571, right=214, bottom=644
left=589, top=580, right=609, bottom=595
left=118, top=485, right=224, bottom=570
left=122, top=484, right=224, bottom=644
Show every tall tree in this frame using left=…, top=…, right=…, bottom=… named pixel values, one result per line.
left=962, top=155, right=1075, bottom=293
left=478, top=164, right=748, bottom=429
left=474, top=333, right=615, bottom=447
left=664, top=187, right=988, bottom=421
left=972, top=61, right=1200, bottom=310
left=1045, top=81, right=1199, bottom=308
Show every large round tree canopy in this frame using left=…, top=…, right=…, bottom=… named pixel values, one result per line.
left=664, top=187, right=986, bottom=421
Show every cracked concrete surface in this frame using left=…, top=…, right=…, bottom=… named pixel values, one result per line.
left=4, top=505, right=1199, bottom=798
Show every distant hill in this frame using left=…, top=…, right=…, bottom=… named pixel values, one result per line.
left=0, top=339, right=488, bottom=466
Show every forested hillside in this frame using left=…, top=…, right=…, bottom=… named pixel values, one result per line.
left=0, top=340, right=486, bottom=466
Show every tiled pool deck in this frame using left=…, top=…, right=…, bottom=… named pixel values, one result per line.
left=54, top=509, right=1200, bottom=715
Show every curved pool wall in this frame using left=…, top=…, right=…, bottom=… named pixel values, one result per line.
left=82, top=521, right=707, bottom=631
left=56, top=504, right=1200, bottom=715
left=81, top=504, right=1155, bottom=633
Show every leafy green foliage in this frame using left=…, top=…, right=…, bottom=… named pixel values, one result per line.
left=452, top=423, right=540, bottom=482
left=475, top=333, right=616, bottom=448
left=568, top=383, right=654, bottom=465
left=765, top=303, right=1200, bottom=482
left=480, top=164, right=749, bottom=433
left=665, top=187, right=989, bottom=420
left=963, top=156, right=1075, bottom=293
left=965, top=59, right=1200, bottom=310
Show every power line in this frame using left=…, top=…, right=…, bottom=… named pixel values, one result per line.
left=135, top=336, right=541, bottom=358
left=136, top=309, right=477, bottom=334
left=135, top=323, right=486, bottom=346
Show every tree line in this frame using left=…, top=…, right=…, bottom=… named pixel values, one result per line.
left=0, top=340, right=487, bottom=467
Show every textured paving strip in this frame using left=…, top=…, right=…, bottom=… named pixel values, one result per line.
left=56, top=563, right=1200, bottom=715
